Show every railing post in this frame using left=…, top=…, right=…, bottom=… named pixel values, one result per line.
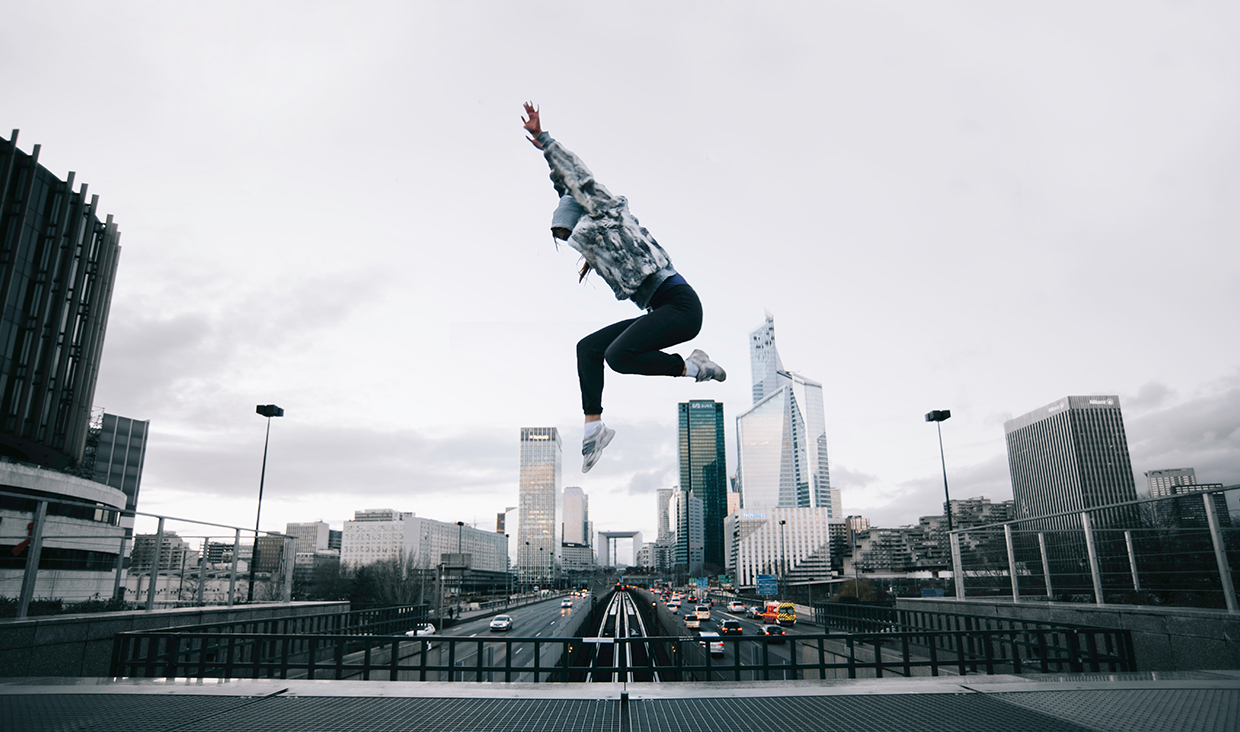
left=1124, top=530, right=1140, bottom=593
left=17, top=500, right=49, bottom=619
left=950, top=531, right=965, bottom=599
left=1038, top=532, right=1053, bottom=598
left=112, top=531, right=129, bottom=602
left=1004, top=524, right=1019, bottom=601
left=283, top=536, right=294, bottom=603
left=228, top=528, right=240, bottom=607
left=1081, top=513, right=1104, bottom=605
left=146, top=517, right=166, bottom=612
left=197, top=542, right=207, bottom=606
left=1203, top=492, right=1238, bottom=614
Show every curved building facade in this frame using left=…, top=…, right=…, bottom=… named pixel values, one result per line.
left=0, top=130, right=121, bottom=469
left=0, top=460, right=127, bottom=602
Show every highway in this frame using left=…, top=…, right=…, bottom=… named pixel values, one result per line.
left=421, top=593, right=593, bottom=681
left=652, top=596, right=821, bottom=681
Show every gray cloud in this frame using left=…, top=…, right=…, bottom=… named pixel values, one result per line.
left=1125, top=381, right=1176, bottom=414
left=1127, top=380, right=1240, bottom=489
left=141, top=422, right=517, bottom=503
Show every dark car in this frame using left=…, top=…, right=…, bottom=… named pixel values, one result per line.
left=762, top=625, right=786, bottom=643
left=719, top=619, right=743, bottom=635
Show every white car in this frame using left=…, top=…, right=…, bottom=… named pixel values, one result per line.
left=405, top=623, right=436, bottom=637
left=727, top=601, right=746, bottom=613
left=694, top=605, right=711, bottom=621
left=490, top=615, right=513, bottom=632
left=560, top=599, right=573, bottom=608
left=698, top=630, right=724, bottom=656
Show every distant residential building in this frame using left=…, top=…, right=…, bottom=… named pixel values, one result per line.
left=340, top=509, right=507, bottom=573
left=636, top=542, right=656, bottom=568
left=1145, top=468, right=1197, bottom=497
left=517, top=427, right=562, bottom=583
left=286, top=521, right=330, bottom=555
left=131, top=531, right=191, bottom=572
left=561, top=543, right=595, bottom=574
left=679, top=400, right=726, bottom=569
left=1004, top=395, right=1138, bottom=530
left=251, top=535, right=287, bottom=574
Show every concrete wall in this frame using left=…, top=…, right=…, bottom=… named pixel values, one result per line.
left=0, top=601, right=348, bottom=677
left=897, top=597, right=1240, bottom=672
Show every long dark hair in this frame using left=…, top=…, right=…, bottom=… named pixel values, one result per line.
left=579, top=261, right=592, bottom=282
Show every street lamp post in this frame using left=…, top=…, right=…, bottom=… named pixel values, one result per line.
left=504, top=534, right=510, bottom=605
left=925, top=410, right=954, bottom=532
left=247, top=404, right=284, bottom=603
left=524, top=541, right=530, bottom=594
left=538, top=546, right=545, bottom=591
left=778, top=519, right=787, bottom=600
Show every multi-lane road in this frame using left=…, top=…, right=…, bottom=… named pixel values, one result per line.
left=424, top=593, right=592, bottom=681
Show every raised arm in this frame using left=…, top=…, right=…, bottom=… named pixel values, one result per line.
left=522, top=102, right=545, bottom=149
left=521, top=102, right=617, bottom=216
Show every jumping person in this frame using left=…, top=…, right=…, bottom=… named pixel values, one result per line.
left=521, top=102, right=725, bottom=473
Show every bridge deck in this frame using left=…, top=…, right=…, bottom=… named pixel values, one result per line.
left=2, top=672, right=1238, bottom=732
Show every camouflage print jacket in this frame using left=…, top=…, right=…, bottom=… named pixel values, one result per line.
left=537, top=131, right=677, bottom=309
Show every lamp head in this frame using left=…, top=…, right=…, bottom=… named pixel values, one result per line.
left=925, top=409, right=951, bottom=423
left=256, top=404, right=284, bottom=418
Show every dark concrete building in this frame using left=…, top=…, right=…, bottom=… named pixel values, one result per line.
left=1004, top=395, right=1139, bottom=530
left=679, top=399, right=726, bottom=570
left=1, top=131, right=121, bottom=470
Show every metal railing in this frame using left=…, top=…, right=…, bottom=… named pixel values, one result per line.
left=111, top=626, right=1133, bottom=681
left=0, top=483, right=296, bottom=618
left=949, top=485, right=1240, bottom=612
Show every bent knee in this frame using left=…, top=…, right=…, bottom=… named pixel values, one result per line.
left=604, top=345, right=637, bottom=374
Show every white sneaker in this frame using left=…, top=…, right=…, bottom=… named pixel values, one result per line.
left=582, top=426, right=615, bottom=473
left=686, top=349, right=727, bottom=383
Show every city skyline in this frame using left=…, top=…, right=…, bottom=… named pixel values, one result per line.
left=3, top=4, right=1236, bottom=557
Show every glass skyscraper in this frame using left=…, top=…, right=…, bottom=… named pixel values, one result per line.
left=517, top=427, right=562, bottom=584
left=736, top=315, right=835, bottom=514
left=678, top=400, right=726, bottom=570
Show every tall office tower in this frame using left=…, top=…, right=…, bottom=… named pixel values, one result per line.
left=656, top=488, right=674, bottom=542
left=1, top=131, right=122, bottom=469
left=736, top=315, right=834, bottom=513
left=517, top=427, right=562, bottom=582
left=1145, top=468, right=1197, bottom=497
left=91, top=413, right=149, bottom=595
left=674, top=489, right=704, bottom=576
left=1004, top=396, right=1139, bottom=530
left=563, top=486, right=589, bottom=544
left=328, top=530, right=342, bottom=551
left=679, top=400, right=727, bottom=570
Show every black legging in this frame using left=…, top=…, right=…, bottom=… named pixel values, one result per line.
left=576, top=284, right=703, bottom=415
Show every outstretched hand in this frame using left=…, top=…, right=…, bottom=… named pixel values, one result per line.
left=522, top=102, right=544, bottom=149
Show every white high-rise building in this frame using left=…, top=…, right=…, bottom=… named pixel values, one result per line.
left=517, top=427, right=563, bottom=583
left=725, top=507, right=835, bottom=589
left=340, top=509, right=506, bottom=572
left=656, top=487, right=675, bottom=544
left=563, top=486, right=589, bottom=545
left=736, top=314, right=836, bottom=515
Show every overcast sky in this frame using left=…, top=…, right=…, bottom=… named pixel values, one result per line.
left=3, top=2, right=1237, bottom=563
